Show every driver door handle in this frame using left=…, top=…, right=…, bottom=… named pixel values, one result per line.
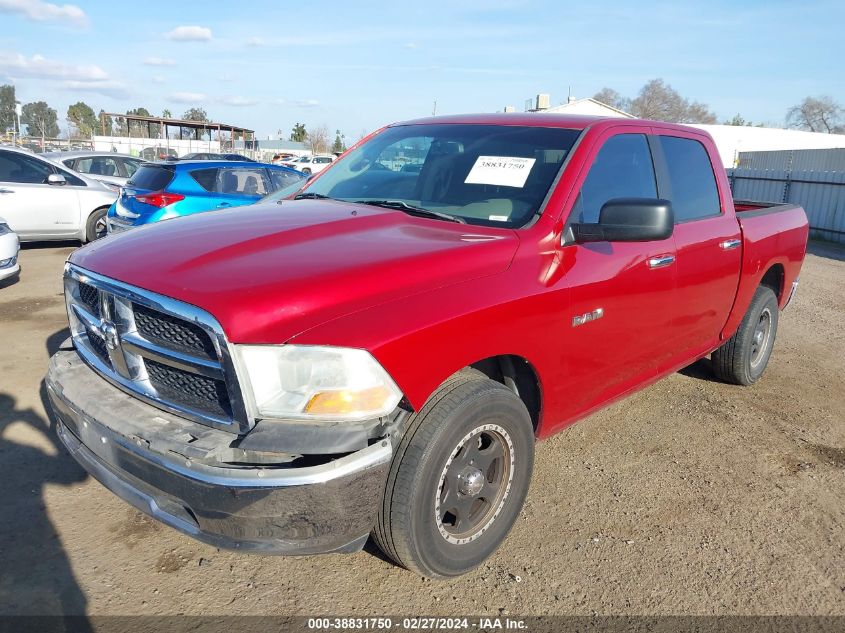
left=720, top=239, right=741, bottom=250
left=647, top=254, right=675, bottom=269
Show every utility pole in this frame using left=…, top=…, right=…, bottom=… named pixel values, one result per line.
left=12, top=102, right=21, bottom=147
left=432, top=100, right=437, bottom=116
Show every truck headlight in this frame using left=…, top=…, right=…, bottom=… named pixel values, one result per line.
left=235, top=345, right=403, bottom=421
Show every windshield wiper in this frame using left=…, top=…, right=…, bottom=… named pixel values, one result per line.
left=294, top=192, right=333, bottom=200
left=354, top=200, right=465, bottom=223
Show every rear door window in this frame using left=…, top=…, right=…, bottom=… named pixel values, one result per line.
left=75, top=156, right=121, bottom=178
left=572, top=134, right=657, bottom=223
left=127, top=165, right=175, bottom=190
left=191, top=167, right=270, bottom=195
left=655, top=136, right=721, bottom=222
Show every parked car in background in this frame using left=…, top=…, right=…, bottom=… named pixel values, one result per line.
left=107, top=160, right=308, bottom=233
left=270, top=153, right=296, bottom=165
left=140, top=146, right=178, bottom=161
left=0, top=146, right=117, bottom=242
left=281, top=154, right=335, bottom=174
left=42, top=151, right=146, bottom=192
left=0, top=217, right=20, bottom=282
left=174, top=152, right=256, bottom=162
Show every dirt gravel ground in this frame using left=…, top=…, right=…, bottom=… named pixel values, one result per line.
left=0, top=241, right=843, bottom=618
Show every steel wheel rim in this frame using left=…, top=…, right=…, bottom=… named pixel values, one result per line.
left=750, top=307, right=772, bottom=368
left=434, top=423, right=515, bottom=545
left=94, top=216, right=108, bottom=239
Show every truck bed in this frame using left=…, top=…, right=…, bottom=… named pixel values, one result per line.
left=719, top=199, right=809, bottom=339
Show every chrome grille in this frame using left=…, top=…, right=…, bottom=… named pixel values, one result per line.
left=64, top=264, right=249, bottom=433
left=133, top=303, right=217, bottom=360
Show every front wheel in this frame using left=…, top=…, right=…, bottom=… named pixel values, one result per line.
left=712, top=285, right=779, bottom=385
left=85, top=207, right=109, bottom=242
left=374, top=371, right=534, bottom=578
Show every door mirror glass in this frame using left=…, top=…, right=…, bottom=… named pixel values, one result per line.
left=569, top=198, right=674, bottom=243
left=46, top=174, right=67, bottom=186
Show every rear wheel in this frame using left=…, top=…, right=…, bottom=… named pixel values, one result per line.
left=85, top=207, right=109, bottom=242
left=302, top=168, right=312, bottom=175
left=374, top=371, right=534, bottom=578
left=712, top=285, right=779, bottom=385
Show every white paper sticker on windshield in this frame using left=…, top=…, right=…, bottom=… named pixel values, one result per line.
left=465, top=156, right=536, bottom=188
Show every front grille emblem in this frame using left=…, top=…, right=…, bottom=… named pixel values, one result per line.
left=102, top=321, right=119, bottom=350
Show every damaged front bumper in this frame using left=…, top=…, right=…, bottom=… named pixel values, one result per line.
left=45, top=348, right=393, bottom=555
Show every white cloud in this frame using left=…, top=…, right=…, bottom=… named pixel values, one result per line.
left=220, top=96, right=258, bottom=107
left=143, top=57, right=176, bottom=67
left=271, top=98, right=320, bottom=108
left=151, top=75, right=166, bottom=84
left=164, top=25, right=212, bottom=42
left=404, top=42, right=418, bottom=49
left=0, top=52, right=108, bottom=81
left=246, top=37, right=264, bottom=47
left=170, top=91, right=207, bottom=103
left=61, top=79, right=130, bottom=100
left=0, top=0, right=88, bottom=27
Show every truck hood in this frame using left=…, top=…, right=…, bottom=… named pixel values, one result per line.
left=70, top=199, right=519, bottom=343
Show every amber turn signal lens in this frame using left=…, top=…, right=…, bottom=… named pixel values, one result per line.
left=305, top=386, right=394, bottom=416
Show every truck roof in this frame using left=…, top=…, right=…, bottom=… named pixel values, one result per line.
left=390, top=113, right=707, bottom=135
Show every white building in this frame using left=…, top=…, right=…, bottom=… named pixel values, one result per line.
left=687, top=124, right=845, bottom=168
left=536, top=96, right=634, bottom=119
left=515, top=93, right=845, bottom=168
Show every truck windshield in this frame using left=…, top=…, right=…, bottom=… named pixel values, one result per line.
left=301, top=124, right=580, bottom=228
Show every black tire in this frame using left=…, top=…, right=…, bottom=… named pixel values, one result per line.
left=85, top=207, right=109, bottom=242
left=712, top=285, right=779, bottom=385
left=302, top=168, right=312, bottom=175
left=374, top=370, right=534, bottom=578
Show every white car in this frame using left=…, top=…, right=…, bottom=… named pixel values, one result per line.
left=42, top=151, right=146, bottom=192
left=282, top=154, right=335, bottom=175
left=0, top=217, right=20, bottom=282
left=0, top=146, right=118, bottom=242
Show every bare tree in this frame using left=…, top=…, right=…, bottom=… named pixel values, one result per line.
left=629, top=79, right=717, bottom=124
left=307, top=124, right=330, bottom=154
left=786, top=96, right=843, bottom=133
left=592, top=87, right=631, bottom=113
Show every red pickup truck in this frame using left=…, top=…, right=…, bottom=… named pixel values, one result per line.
left=47, top=114, right=808, bottom=578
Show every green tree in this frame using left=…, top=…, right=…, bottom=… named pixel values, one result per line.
left=67, top=101, right=98, bottom=138
left=182, top=107, right=208, bottom=122
left=724, top=113, right=752, bottom=126
left=21, top=101, right=60, bottom=138
left=290, top=122, right=307, bottom=142
left=1, top=84, right=16, bottom=133
left=332, top=129, right=345, bottom=153
left=161, top=109, right=172, bottom=119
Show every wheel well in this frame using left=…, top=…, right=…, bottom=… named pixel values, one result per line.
left=469, top=355, right=542, bottom=431
left=760, top=264, right=785, bottom=301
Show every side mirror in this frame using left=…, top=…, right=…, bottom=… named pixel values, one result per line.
left=569, top=198, right=673, bottom=243
left=46, top=174, right=67, bottom=186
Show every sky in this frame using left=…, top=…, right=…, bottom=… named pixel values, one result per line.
left=0, top=0, right=843, bottom=140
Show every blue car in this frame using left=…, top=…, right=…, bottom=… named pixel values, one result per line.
left=107, top=160, right=308, bottom=233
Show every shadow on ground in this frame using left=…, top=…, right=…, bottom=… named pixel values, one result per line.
left=807, top=239, right=845, bottom=262
left=0, top=377, right=91, bottom=626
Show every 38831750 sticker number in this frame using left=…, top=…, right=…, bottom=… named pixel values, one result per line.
left=464, top=156, right=536, bottom=188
